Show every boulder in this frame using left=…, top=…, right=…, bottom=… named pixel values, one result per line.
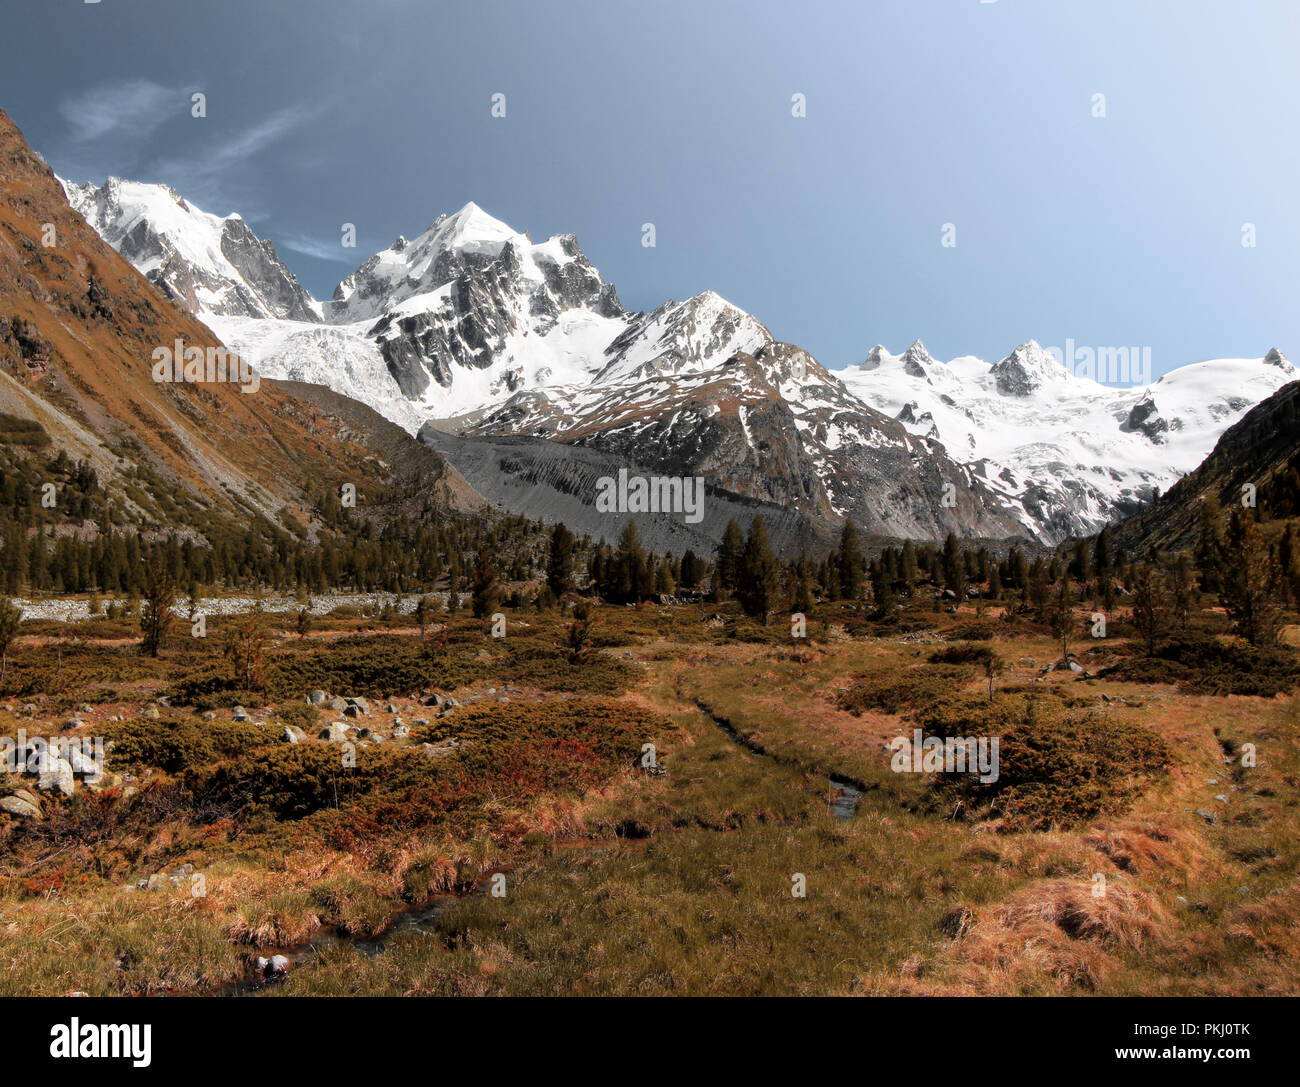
left=257, top=954, right=290, bottom=978
left=0, top=794, right=41, bottom=819
left=318, top=723, right=351, bottom=743
left=232, top=706, right=249, bottom=722
left=308, top=690, right=328, bottom=706
left=282, top=725, right=304, bottom=745
left=36, top=754, right=75, bottom=796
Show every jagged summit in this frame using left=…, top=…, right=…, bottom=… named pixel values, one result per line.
left=63, top=170, right=1297, bottom=546
left=324, top=201, right=614, bottom=325
left=989, top=340, right=1070, bottom=397
left=60, top=175, right=320, bottom=322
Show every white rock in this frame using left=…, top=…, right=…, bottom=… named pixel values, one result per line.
left=0, top=795, right=41, bottom=819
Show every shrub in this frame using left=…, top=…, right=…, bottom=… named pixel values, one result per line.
left=837, top=665, right=974, bottom=716
left=929, top=705, right=1170, bottom=829
left=948, top=621, right=997, bottom=641
left=502, top=646, right=635, bottom=695
left=103, top=717, right=268, bottom=773
left=277, top=701, right=319, bottom=732
left=263, top=636, right=486, bottom=700
left=929, top=644, right=998, bottom=667
left=1106, top=634, right=1300, bottom=696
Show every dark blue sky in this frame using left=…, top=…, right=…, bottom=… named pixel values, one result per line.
left=4, top=0, right=1297, bottom=375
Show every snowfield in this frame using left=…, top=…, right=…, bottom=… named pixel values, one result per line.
left=60, top=177, right=1297, bottom=544
left=839, top=340, right=1295, bottom=538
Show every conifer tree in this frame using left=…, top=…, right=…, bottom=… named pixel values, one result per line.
left=546, top=522, right=576, bottom=599
left=1049, top=576, right=1074, bottom=660
left=1219, top=509, right=1284, bottom=647
left=792, top=557, right=814, bottom=614
left=139, top=563, right=174, bottom=658
left=838, top=519, right=864, bottom=601
left=736, top=517, right=780, bottom=622
left=716, top=520, right=744, bottom=592
left=679, top=550, right=702, bottom=590
left=0, top=597, right=21, bottom=681
left=471, top=548, right=501, bottom=619
left=901, top=538, right=917, bottom=593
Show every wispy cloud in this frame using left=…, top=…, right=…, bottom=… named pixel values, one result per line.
left=147, top=104, right=324, bottom=213
left=59, top=80, right=184, bottom=144
left=277, top=233, right=356, bottom=263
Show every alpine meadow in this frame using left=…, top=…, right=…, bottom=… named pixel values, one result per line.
left=0, top=0, right=1297, bottom=1066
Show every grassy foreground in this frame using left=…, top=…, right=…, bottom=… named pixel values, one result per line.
left=1, top=599, right=1297, bottom=995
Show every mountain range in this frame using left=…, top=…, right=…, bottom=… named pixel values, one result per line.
left=55, top=170, right=1297, bottom=553
left=0, top=108, right=478, bottom=559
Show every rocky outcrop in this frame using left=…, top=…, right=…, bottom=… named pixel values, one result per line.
left=62, top=176, right=320, bottom=321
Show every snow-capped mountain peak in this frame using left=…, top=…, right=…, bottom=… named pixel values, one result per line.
left=427, top=200, right=521, bottom=254
left=900, top=339, right=939, bottom=379
left=60, top=175, right=320, bottom=322
left=1263, top=346, right=1294, bottom=372
left=840, top=339, right=1296, bottom=541
left=859, top=344, right=890, bottom=370
left=593, top=290, right=772, bottom=385
left=63, top=173, right=1295, bottom=547
left=989, top=339, right=1071, bottom=396
left=857, top=340, right=938, bottom=381
left=323, top=202, right=617, bottom=326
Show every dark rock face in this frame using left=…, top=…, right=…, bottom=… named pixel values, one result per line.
left=359, top=235, right=622, bottom=399
left=990, top=342, right=1064, bottom=397
left=417, top=425, right=833, bottom=558
left=219, top=218, right=319, bottom=322
left=471, top=339, right=1030, bottom=546
left=536, top=236, right=623, bottom=325
left=63, top=178, right=320, bottom=321
left=1120, top=395, right=1169, bottom=443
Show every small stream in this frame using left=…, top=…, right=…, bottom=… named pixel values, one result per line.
left=224, top=702, right=865, bottom=994
left=829, top=776, right=865, bottom=820
left=220, top=880, right=493, bottom=996
left=695, top=700, right=867, bottom=820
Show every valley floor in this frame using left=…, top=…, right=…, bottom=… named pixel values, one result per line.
left=1, top=601, right=1297, bottom=996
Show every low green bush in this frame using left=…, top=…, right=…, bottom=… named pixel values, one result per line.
left=1107, top=634, right=1300, bottom=697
